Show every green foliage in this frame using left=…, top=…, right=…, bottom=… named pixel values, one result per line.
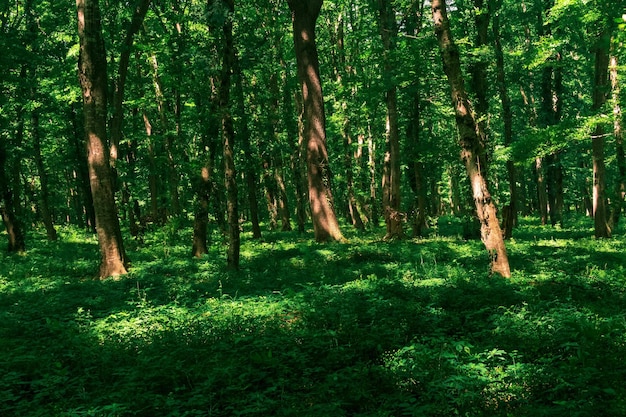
left=2, top=220, right=626, bottom=416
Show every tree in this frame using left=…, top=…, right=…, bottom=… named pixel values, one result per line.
left=76, top=0, right=128, bottom=278
left=591, top=30, right=612, bottom=238
left=372, top=0, right=403, bottom=239
left=287, top=0, right=343, bottom=242
left=0, top=139, right=26, bottom=253
left=432, top=0, right=511, bottom=277
left=218, top=0, right=240, bottom=268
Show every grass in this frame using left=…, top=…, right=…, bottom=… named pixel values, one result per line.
left=1, top=215, right=626, bottom=416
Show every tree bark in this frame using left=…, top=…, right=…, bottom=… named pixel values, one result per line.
left=287, top=0, right=343, bottom=242
left=432, top=0, right=511, bottom=277
left=77, top=0, right=129, bottom=278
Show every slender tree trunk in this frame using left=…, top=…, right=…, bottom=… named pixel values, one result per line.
left=109, top=0, right=151, bottom=166
left=0, top=140, right=26, bottom=253
left=77, top=0, right=128, bottom=278
left=149, top=53, right=181, bottom=217
left=535, top=156, right=549, bottom=225
left=343, top=114, right=365, bottom=230
left=287, top=0, right=343, bottom=242
left=375, top=0, right=404, bottom=239
left=610, top=53, right=626, bottom=226
left=368, top=123, right=379, bottom=226
left=432, top=0, right=511, bottom=277
left=219, top=0, right=240, bottom=268
left=233, top=49, right=262, bottom=239
left=69, top=103, right=96, bottom=232
left=269, top=73, right=293, bottom=232
left=592, top=33, right=611, bottom=238
left=492, top=0, right=516, bottom=238
left=469, top=0, right=490, bottom=175
left=32, top=105, right=58, bottom=240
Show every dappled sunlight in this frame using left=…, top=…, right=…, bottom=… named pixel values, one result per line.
left=2, top=222, right=626, bottom=415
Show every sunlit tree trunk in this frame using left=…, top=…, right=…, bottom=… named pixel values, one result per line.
left=287, top=0, right=343, bottom=242
left=592, top=32, right=611, bottom=238
left=432, top=0, right=511, bottom=277
left=77, top=0, right=128, bottom=277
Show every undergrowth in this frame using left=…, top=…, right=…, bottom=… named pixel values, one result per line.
left=1, top=216, right=625, bottom=416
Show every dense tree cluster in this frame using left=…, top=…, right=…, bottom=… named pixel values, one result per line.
left=1, top=0, right=625, bottom=277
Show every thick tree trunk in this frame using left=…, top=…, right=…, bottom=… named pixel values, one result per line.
left=592, top=34, right=611, bottom=238
left=432, top=0, right=510, bottom=277
left=287, top=0, right=343, bottom=242
left=77, top=0, right=128, bottom=278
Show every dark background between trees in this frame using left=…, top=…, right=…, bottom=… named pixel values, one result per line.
left=1, top=0, right=626, bottom=276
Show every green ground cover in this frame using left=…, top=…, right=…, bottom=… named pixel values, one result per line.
left=1, top=216, right=626, bottom=416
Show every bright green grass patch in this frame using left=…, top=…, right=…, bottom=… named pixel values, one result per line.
left=1, top=218, right=626, bottom=416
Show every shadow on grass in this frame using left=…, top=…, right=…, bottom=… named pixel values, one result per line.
left=1, top=222, right=626, bottom=416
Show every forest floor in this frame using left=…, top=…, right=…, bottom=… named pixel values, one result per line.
left=1, top=215, right=626, bottom=417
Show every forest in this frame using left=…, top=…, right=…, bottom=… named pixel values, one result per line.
left=1, top=0, right=626, bottom=415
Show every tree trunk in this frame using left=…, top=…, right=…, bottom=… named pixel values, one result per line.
left=269, top=73, right=293, bottom=232
left=375, top=0, right=404, bottom=239
left=77, top=0, right=128, bottom=278
left=432, top=0, right=511, bottom=277
left=492, top=0, right=516, bottom=238
left=610, top=53, right=626, bottom=227
left=109, top=0, right=151, bottom=166
left=68, top=102, right=96, bottom=232
left=149, top=53, right=180, bottom=217
left=0, top=140, right=26, bottom=253
left=233, top=49, right=262, bottom=239
left=32, top=104, right=58, bottom=240
left=287, top=0, right=343, bottom=242
left=535, top=156, right=549, bottom=225
left=592, top=33, right=611, bottom=238
left=219, top=0, right=240, bottom=268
